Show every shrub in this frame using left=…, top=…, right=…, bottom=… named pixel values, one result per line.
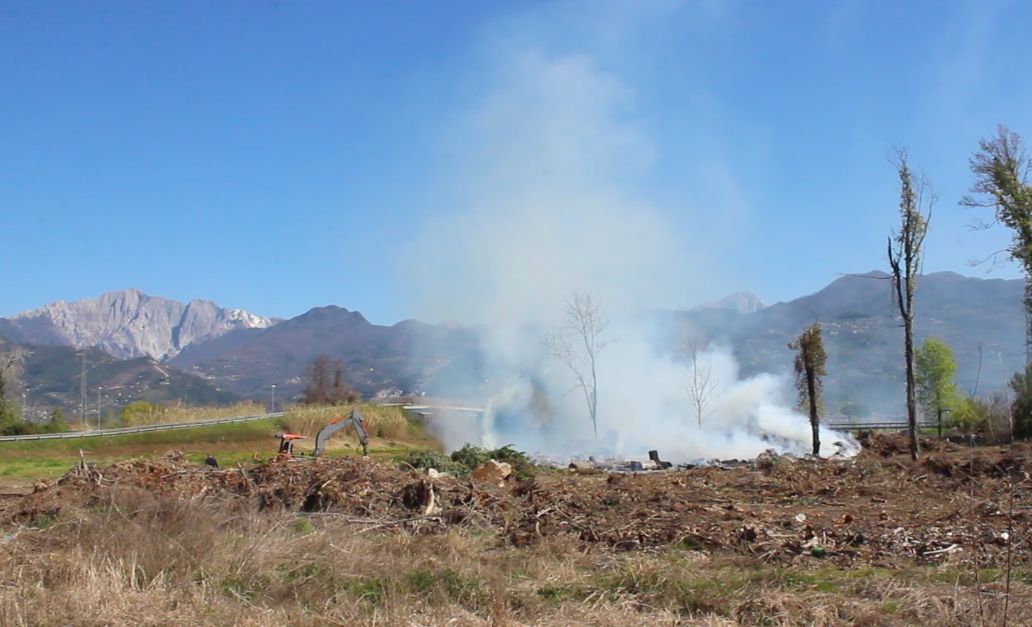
left=450, top=444, right=492, bottom=470
left=1012, top=365, right=1032, bottom=440
left=47, top=407, right=66, bottom=432
left=121, top=400, right=166, bottom=425
left=450, top=444, right=537, bottom=481
left=403, top=450, right=465, bottom=475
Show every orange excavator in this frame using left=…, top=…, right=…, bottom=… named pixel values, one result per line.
left=274, top=409, right=369, bottom=458
left=275, top=432, right=306, bottom=455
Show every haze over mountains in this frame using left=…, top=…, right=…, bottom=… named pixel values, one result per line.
left=691, top=291, right=766, bottom=315
left=0, top=272, right=1024, bottom=417
left=663, top=271, right=1022, bottom=414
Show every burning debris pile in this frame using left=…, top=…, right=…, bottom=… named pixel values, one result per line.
left=5, top=444, right=1030, bottom=569
left=555, top=449, right=674, bottom=473
left=552, top=442, right=859, bottom=473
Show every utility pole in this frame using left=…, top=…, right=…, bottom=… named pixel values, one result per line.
left=79, top=352, right=87, bottom=423
left=97, top=386, right=102, bottom=428
left=271, top=384, right=276, bottom=413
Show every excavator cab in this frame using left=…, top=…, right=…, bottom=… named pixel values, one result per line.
left=276, top=433, right=306, bottom=455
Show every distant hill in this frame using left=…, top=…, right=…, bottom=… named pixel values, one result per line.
left=0, top=336, right=238, bottom=419
left=692, top=291, right=766, bottom=314
left=4, top=273, right=1022, bottom=416
left=664, top=271, right=1023, bottom=415
left=0, top=289, right=274, bottom=361
left=169, top=306, right=481, bottom=401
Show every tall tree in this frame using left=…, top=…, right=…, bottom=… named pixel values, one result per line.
left=961, top=126, right=1032, bottom=364
left=789, top=323, right=827, bottom=457
left=1009, top=365, right=1032, bottom=440
left=888, top=150, right=931, bottom=461
left=915, top=337, right=960, bottom=436
left=0, top=349, right=24, bottom=426
left=545, top=292, right=609, bottom=440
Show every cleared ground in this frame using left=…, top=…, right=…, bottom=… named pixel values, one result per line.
left=0, top=432, right=1028, bottom=625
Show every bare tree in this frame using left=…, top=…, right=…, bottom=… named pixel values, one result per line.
left=789, top=323, right=827, bottom=457
left=683, top=338, right=719, bottom=427
left=545, top=292, right=610, bottom=440
left=888, top=149, right=932, bottom=461
left=301, top=355, right=358, bottom=405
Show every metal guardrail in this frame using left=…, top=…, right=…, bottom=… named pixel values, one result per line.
left=0, top=412, right=286, bottom=442
left=828, top=421, right=938, bottom=431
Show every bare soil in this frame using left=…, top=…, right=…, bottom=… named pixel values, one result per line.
left=8, top=435, right=1030, bottom=571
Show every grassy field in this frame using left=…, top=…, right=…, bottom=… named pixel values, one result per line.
left=1, top=501, right=1027, bottom=626
left=5, top=409, right=1027, bottom=624
left=0, top=404, right=434, bottom=487
left=0, top=418, right=287, bottom=485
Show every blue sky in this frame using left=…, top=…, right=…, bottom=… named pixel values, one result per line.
left=2, top=0, right=1030, bottom=323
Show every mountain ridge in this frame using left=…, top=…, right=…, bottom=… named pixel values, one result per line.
left=3, top=272, right=1024, bottom=416
left=0, top=335, right=238, bottom=418
left=0, top=289, right=275, bottom=361
left=666, top=270, right=1023, bottom=414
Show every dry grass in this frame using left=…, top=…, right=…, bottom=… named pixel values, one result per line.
left=115, top=401, right=268, bottom=426
left=1, top=494, right=1030, bottom=626
left=280, top=404, right=432, bottom=453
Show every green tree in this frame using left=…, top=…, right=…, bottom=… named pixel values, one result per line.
left=0, top=350, right=23, bottom=428
left=949, top=397, right=980, bottom=433
left=914, top=337, right=961, bottom=434
left=47, top=407, right=66, bottom=433
left=888, top=149, right=931, bottom=461
left=1010, top=365, right=1032, bottom=440
left=789, top=323, right=827, bottom=457
left=962, top=126, right=1032, bottom=363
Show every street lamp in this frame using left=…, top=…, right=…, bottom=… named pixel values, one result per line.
left=97, top=386, right=102, bottom=429
left=271, top=384, right=276, bottom=413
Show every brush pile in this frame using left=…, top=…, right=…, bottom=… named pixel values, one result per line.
left=5, top=443, right=1031, bottom=569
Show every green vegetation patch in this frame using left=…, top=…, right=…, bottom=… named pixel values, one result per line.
left=400, top=443, right=539, bottom=480
left=0, top=418, right=288, bottom=482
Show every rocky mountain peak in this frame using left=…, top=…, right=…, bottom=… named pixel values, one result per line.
left=2, top=289, right=275, bottom=360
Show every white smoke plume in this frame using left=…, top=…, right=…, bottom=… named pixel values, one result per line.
left=405, top=46, right=858, bottom=462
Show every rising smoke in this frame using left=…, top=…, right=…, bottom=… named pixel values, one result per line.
left=405, top=45, right=858, bottom=462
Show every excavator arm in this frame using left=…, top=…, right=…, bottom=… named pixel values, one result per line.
left=312, top=409, right=368, bottom=456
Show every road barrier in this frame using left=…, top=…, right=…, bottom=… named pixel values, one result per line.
left=0, top=412, right=285, bottom=442
left=828, top=421, right=937, bottom=431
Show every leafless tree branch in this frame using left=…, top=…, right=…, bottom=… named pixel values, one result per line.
left=682, top=337, right=720, bottom=428
left=544, top=292, right=609, bottom=441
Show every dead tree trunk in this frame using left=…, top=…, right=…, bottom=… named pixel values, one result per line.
left=790, top=323, right=827, bottom=458
left=888, top=149, right=930, bottom=462
left=902, top=297, right=919, bottom=460
left=806, top=362, right=820, bottom=457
